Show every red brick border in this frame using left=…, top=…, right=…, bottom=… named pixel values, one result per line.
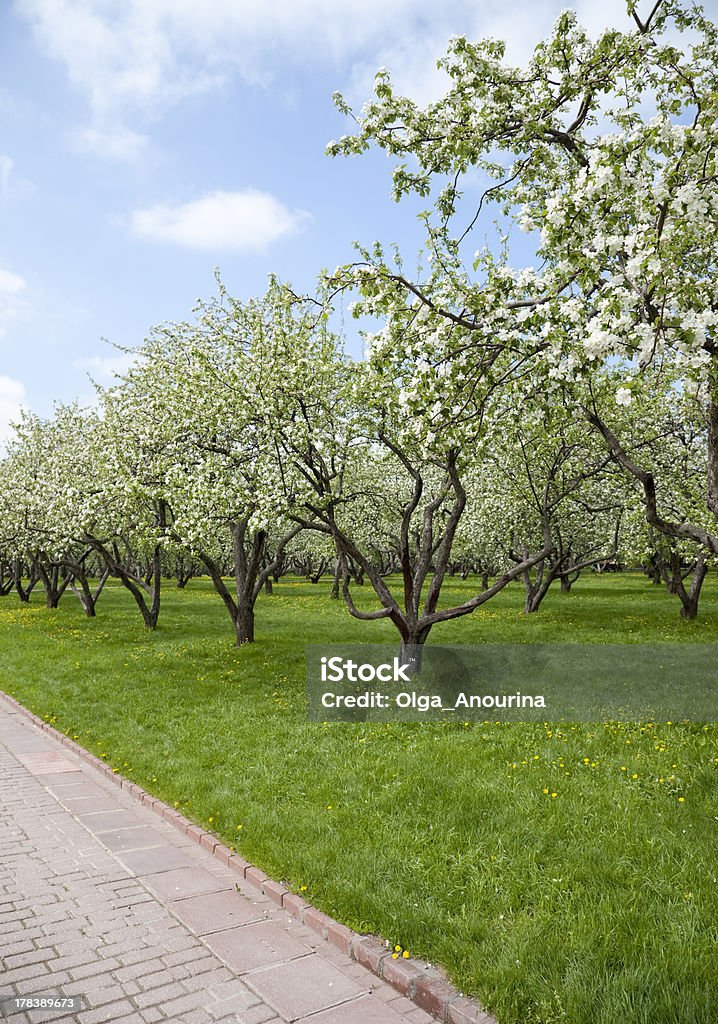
left=0, top=691, right=498, bottom=1024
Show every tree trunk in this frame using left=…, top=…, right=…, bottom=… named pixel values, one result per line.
left=560, top=570, right=580, bottom=593
left=235, top=604, right=255, bottom=644
left=231, top=519, right=264, bottom=646
left=37, top=561, right=72, bottom=609
left=198, top=522, right=301, bottom=645
left=86, top=535, right=162, bottom=629
left=70, top=568, right=109, bottom=617
left=645, top=552, right=663, bottom=585
left=13, top=558, right=39, bottom=603
left=398, top=639, right=425, bottom=676
left=523, top=565, right=557, bottom=613
left=330, top=560, right=341, bottom=599
left=675, top=554, right=708, bottom=620
left=397, top=623, right=432, bottom=676
left=521, top=556, right=553, bottom=613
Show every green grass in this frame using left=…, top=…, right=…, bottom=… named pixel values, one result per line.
left=1, top=574, right=718, bottom=1024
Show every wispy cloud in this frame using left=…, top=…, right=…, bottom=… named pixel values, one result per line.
left=16, top=0, right=636, bottom=160
left=0, top=267, right=28, bottom=340
left=0, top=268, right=26, bottom=295
left=71, top=126, right=151, bottom=164
left=129, top=189, right=311, bottom=251
left=0, top=375, right=27, bottom=446
left=74, top=351, right=135, bottom=383
left=0, top=154, right=35, bottom=199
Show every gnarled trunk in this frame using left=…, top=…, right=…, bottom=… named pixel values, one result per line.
left=198, top=520, right=302, bottom=645
left=670, top=553, right=708, bottom=621
left=13, top=558, right=40, bottom=603
left=398, top=625, right=432, bottom=677
left=36, top=560, right=72, bottom=609
left=70, top=568, right=110, bottom=617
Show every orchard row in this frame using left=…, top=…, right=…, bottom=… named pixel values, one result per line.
left=1, top=1, right=716, bottom=651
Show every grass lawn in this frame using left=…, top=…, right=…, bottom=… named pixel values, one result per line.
left=1, top=574, right=717, bottom=1024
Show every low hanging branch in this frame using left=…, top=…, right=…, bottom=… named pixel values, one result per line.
left=586, top=409, right=718, bottom=556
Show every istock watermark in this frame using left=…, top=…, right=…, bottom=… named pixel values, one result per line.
left=306, top=643, right=718, bottom=722
left=320, top=655, right=414, bottom=683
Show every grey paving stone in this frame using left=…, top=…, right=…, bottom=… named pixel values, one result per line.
left=75, top=810, right=147, bottom=832
left=295, top=995, right=413, bottom=1024
left=115, top=846, right=197, bottom=877
left=170, top=888, right=265, bottom=935
left=203, top=921, right=313, bottom=974
left=246, top=955, right=370, bottom=1021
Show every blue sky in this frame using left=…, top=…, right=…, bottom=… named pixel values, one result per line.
left=0, top=0, right=706, bottom=439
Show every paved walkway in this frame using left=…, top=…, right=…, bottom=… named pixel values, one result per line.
left=0, top=702, right=435, bottom=1024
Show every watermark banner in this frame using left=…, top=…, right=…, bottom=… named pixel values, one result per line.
left=305, top=643, right=718, bottom=722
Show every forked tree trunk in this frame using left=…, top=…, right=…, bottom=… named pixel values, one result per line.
left=85, top=525, right=164, bottom=630
left=521, top=556, right=555, bottom=614
left=13, top=559, right=40, bottom=603
left=666, top=552, right=708, bottom=620
left=588, top=406, right=718, bottom=622
left=198, top=520, right=302, bottom=645
left=324, top=448, right=554, bottom=675
left=70, top=568, right=110, bottom=617
left=36, top=560, right=72, bottom=609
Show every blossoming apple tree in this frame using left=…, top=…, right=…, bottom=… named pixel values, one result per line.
left=328, top=0, right=718, bottom=579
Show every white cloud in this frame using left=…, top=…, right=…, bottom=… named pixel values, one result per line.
left=72, top=126, right=151, bottom=163
left=0, top=268, right=26, bottom=295
left=0, top=154, right=35, bottom=199
left=129, top=189, right=311, bottom=251
left=16, top=0, right=638, bottom=159
left=0, top=267, right=28, bottom=340
left=346, top=37, right=452, bottom=110
left=0, top=375, right=27, bottom=446
left=75, top=351, right=135, bottom=383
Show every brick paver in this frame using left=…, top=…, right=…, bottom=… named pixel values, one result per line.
left=0, top=701, right=444, bottom=1023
